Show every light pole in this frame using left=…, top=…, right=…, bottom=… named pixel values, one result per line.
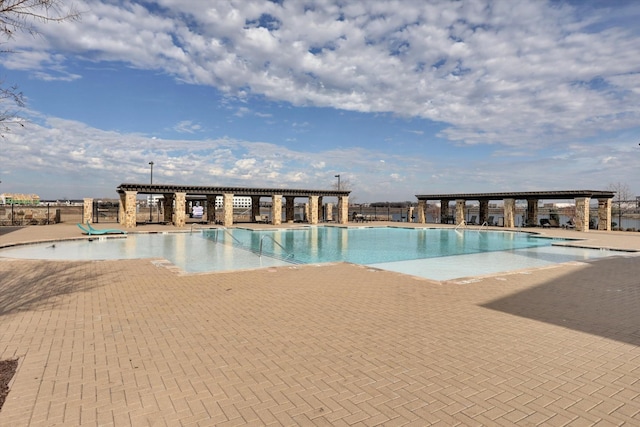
left=334, top=174, right=340, bottom=191
left=149, top=161, right=154, bottom=222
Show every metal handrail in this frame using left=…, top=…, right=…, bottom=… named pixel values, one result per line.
left=259, top=235, right=295, bottom=260
left=479, top=221, right=489, bottom=231
left=454, top=220, right=467, bottom=230
left=213, top=227, right=244, bottom=245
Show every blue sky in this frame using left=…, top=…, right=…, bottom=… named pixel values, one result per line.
left=1, top=0, right=639, bottom=202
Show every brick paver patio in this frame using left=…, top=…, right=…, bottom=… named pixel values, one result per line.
left=1, top=224, right=639, bottom=426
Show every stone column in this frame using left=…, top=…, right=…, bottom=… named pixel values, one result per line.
left=271, top=195, right=283, bottom=225
left=206, top=195, right=217, bottom=224
left=251, top=196, right=261, bottom=221
left=308, top=195, right=319, bottom=225
left=317, top=197, right=323, bottom=222
left=440, top=199, right=451, bottom=223
left=285, top=196, right=295, bottom=222
left=575, top=197, right=590, bottom=232
left=417, top=200, right=427, bottom=223
left=83, top=198, right=93, bottom=224
left=118, top=193, right=126, bottom=225
left=174, top=192, right=187, bottom=227
left=455, top=199, right=466, bottom=225
left=338, top=195, right=349, bottom=224
left=163, top=193, right=174, bottom=223
left=408, top=206, right=414, bottom=223
left=479, top=200, right=489, bottom=225
left=326, top=203, right=334, bottom=222
left=597, top=198, right=612, bottom=231
left=526, top=199, right=539, bottom=227
left=503, top=198, right=516, bottom=228
left=223, top=193, right=234, bottom=227
left=122, top=191, right=138, bottom=228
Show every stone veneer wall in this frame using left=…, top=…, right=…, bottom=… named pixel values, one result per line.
left=271, top=195, right=282, bottom=225
left=83, top=198, right=93, bottom=224
left=308, top=196, right=319, bottom=224
left=174, top=192, right=186, bottom=227
left=598, top=199, right=611, bottom=231
left=575, top=197, right=590, bottom=232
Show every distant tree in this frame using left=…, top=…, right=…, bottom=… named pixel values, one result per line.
left=607, top=182, right=633, bottom=230
left=1, top=0, right=79, bottom=135
left=331, top=177, right=357, bottom=205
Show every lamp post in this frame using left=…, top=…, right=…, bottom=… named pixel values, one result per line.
left=149, top=161, right=154, bottom=222
left=334, top=174, right=340, bottom=191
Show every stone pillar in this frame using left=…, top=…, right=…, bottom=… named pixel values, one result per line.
left=304, top=203, right=309, bottom=222
left=251, top=196, right=261, bottom=221
left=338, top=195, right=349, bottom=224
left=455, top=199, right=465, bottom=225
left=440, top=199, right=451, bottom=223
left=326, top=203, right=334, bottom=222
left=174, top=192, right=187, bottom=227
left=271, top=195, right=283, bottom=225
left=417, top=200, right=427, bottom=223
left=285, top=196, right=295, bottom=222
left=597, top=198, right=612, bottom=231
left=121, top=191, right=137, bottom=228
left=206, top=195, right=217, bottom=224
left=163, top=193, right=174, bottom=223
left=83, top=198, right=93, bottom=224
left=223, top=193, right=234, bottom=227
left=526, top=199, right=539, bottom=227
left=408, top=206, right=414, bottom=223
left=479, top=200, right=489, bottom=225
left=503, top=198, right=516, bottom=228
left=575, top=197, right=590, bottom=232
left=308, top=195, right=319, bottom=224
left=317, top=196, right=323, bottom=222
left=118, top=193, right=126, bottom=225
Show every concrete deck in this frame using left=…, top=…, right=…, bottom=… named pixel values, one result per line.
left=1, top=223, right=639, bottom=426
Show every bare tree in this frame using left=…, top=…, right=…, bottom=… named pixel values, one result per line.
left=1, top=0, right=79, bottom=134
left=331, top=176, right=357, bottom=204
left=607, top=182, right=633, bottom=230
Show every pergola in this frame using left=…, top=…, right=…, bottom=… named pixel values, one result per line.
left=115, top=183, right=351, bottom=227
left=415, top=190, right=616, bottom=232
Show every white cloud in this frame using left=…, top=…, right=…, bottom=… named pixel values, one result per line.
left=173, top=120, right=202, bottom=133
left=5, top=0, right=637, bottom=149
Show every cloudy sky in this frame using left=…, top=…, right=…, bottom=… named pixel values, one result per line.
left=1, top=0, right=639, bottom=202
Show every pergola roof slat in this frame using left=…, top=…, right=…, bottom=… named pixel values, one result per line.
left=117, top=183, right=350, bottom=198
left=416, top=190, right=615, bottom=201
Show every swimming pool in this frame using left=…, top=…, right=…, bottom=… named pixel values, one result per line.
left=0, top=226, right=621, bottom=280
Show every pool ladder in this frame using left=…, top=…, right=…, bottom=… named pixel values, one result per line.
left=258, top=235, right=297, bottom=262
left=456, top=220, right=490, bottom=232
left=211, top=227, right=244, bottom=245
left=207, top=228, right=299, bottom=263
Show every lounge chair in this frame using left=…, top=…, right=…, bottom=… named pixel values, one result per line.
left=563, top=219, right=576, bottom=229
left=468, top=215, right=477, bottom=225
left=78, top=221, right=127, bottom=235
left=540, top=218, right=551, bottom=228
left=255, top=215, right=268, bottom=223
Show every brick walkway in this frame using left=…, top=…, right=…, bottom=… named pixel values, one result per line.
left=1, top=224, right=639, bottom=426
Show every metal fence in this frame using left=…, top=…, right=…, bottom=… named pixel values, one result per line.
left=0, top=203, right=83, bottom=226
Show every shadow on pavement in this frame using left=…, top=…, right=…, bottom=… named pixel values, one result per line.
left=0, top=227, right=24, bottom=237
left=482, top=256, right=640, bottom=346
left=0, top=259, right=102, bottom=317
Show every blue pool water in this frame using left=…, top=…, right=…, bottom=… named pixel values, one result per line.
left=210, top=226, right=558, bottom=264
left=0, top=226, right=621, bottom=280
